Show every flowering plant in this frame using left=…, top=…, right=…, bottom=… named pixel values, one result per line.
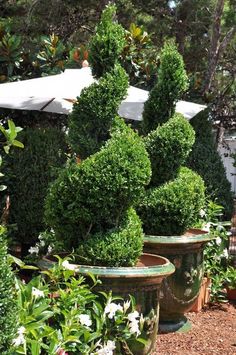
left=196, top=200, right=231, bottom=302
left=13, top=256, right=147, bottom=355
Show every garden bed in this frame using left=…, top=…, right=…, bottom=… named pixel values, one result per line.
left=156, top=302, right=236, bottom=354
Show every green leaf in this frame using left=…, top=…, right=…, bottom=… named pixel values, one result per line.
left=13, top=139, right=24, bottom=148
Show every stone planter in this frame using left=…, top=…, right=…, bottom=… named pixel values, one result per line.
left=39, top=253, right=175, bottom=355
left=144, top=229, right=214, bottom=333
left=190, top=276, right=211, bottom=312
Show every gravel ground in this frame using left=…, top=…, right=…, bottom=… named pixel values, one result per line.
left=155, top=302, right=236, bottom=355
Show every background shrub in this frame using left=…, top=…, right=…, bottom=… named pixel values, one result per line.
left=142, top=42, right=189, bottom=134
left=45, top=117, right=151, bottom=256
left=144, top=113, right=195, bottom=186
left=187, top=110, right=234, bottom=219
left=76, top=208, right=143, bottom=267
left=68, top=64, right=128, bottom=159
left=138, top=167, right=205, bottom=236
left=89, top=4, right=126, bottom=78
left=4, top=127, right=68, bottom=247
left=0, top=229, right=18, bottom=354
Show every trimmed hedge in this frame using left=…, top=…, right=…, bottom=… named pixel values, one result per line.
left=45, top=117, right=151, bottom=254
left=187, top=110, right=234, bottom=219
left=144, top=113, right=195, bottom=186
left=138, top=167, right=205, bottom=236
left=142, top=42, right=189, bottom=134
left=0, top=230, right=18, bottom=354
left=68, top=63, right=128, bottom=159
left=76, top=208, right=143, bottom=267
left=4, top=127, right=68, bottom=245
left=89, top=4, right=126, bottom=78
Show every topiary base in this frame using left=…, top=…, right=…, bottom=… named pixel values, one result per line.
left=39, top=253, right=175, bottom=355
left=144, top=229, right=214, bottom=334
left=158, top=316, right=191, bottom=334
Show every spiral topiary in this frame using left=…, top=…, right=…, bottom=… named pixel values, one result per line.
left=138, top=43, right=205, bottom=237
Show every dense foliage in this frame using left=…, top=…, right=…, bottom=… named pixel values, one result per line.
left=142, top=42, right=189, bottom=133
left=45, top=117, right=151, bottom=265
left=139, top=167, right=205, bottom=236
left=13, top=256, right=146, bottom=354
left=0, top=229, right=18, bottom=354
left=144, top=113, right=195, bottom=186
left=68, top=63, right=128, bottom=159
left=187, top=110, right=234, bottom=218
left=4, top=127, right=67, bottom=246
left=89, top=4, right=126, bottom=78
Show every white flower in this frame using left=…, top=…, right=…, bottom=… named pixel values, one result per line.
left=32, top=287, right=44, bottom=298
left=221, top=248, right=229, bottom=259
left=127, top=310, right=139, bottom=322
left=104, top=302, right=123, bottom=319
left=123, top=300, right=131, bottom=313
left=47, top=245, right=53, bottom=254
left=215, top=236, right=222, bottom=246
left=12, top=326, right=26, bottom=347
left=61, top=260, right=76, bottom=271
left=129, top=319, right=141, bottom=336
left=28, top=246, right=39, bottom=255
left=199, top=209, right=206, bottom=218
left=39, top=239, right=45, bottom=247
left=96, top=340, right=116, bottom=355
left=78, top=314, right=92, bottom=327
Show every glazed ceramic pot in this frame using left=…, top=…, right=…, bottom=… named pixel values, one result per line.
left=39, top=253, right=175, bottom=355
left=144, top=229, right=214, bottom=333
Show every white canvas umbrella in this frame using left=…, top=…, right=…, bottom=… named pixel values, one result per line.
left=0, top=68, right=206, bottom=120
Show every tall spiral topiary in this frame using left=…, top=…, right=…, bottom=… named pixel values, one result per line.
left=0, top=228, right=18, bottom=354
left=45, top=5, right=151, bottom=266
left=138, top=44, right=205, bottom=236
left=142, top=41, right=189, bottom=134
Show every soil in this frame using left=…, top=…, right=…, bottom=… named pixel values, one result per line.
left=155, top=302, right=236, bottom=355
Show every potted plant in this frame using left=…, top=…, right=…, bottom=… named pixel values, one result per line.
left=138, top=42, right=214, bottom=333
left=42, top=5, right=175, bottom=354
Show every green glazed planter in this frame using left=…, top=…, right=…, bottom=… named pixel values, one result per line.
left=144, top=229, right=214, bottom=333
left=39, top=253, right=175, bottom=355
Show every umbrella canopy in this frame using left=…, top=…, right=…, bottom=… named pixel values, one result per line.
left=0, top=68, right=206, bottom=120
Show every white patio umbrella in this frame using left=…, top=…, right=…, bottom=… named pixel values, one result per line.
left=0, top=68, right=206, bottom=120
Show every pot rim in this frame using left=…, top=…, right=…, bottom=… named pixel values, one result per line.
left=41, top=253, right=175, bottom=279
left=144, top=228, right=214, bottom=245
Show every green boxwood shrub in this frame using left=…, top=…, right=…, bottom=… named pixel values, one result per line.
left=45, top=117, right=151, bottom=256
left=76, top=208, right=143, bottom=267
left=68, top=63, right=128, bottom=159
left=142, top=42, right=189, bottom=134
left=89, top=4, right=126, bottom=78
left=187, top=109, right=234, bottom=219
left=0, top=228, right=18, bottom=354
left=4, top=127, right=68, bottom=246
left=144, top=113, right=195, bottom=186
left=138, top=167, right=205, bottom=236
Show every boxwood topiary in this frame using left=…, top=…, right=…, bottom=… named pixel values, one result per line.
left=144, top=113, right=195, bottom=186
left=45, top=117, right=151, bottom=260
left=4, top=127, right=68, bottom=247
left=76, top=208, right=143, bottom=267
left=89, top=4, right=126, bottom=78
left=142, top=42, right=189, bottom=134
left=138, top=167, right=205, bottom=236
left=68, top=63, right=128, bottom=159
